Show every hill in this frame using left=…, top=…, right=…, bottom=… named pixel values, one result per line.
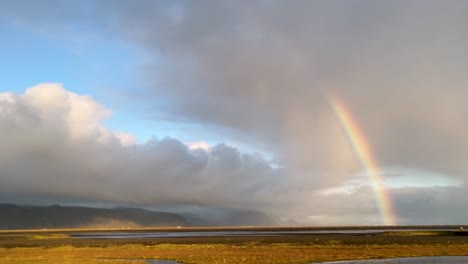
left=0, top=204, right=187, bottom=229
left=0, top=204, right=277, bottom=229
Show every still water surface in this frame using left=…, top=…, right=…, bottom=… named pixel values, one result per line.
left=73, top=230, right=376, bottom=238
left=107, top=257, right=468, bottom=264
left=145, top=260, right=181, bottom=264
left=71, top=229, right=451, bottom=239
left=320, top=256, right=468, bottom=263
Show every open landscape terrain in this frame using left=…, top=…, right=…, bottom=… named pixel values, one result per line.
left=3, top=1, right=468, bottom=263
left=1, top=227, right=468, bottom=264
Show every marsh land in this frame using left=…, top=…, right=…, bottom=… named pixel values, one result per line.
left=1, top=226, right=468, bottom=264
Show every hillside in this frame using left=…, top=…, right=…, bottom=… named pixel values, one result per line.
left=0, top=204, right=278, bottom=229
left=0, top=204, right=187, bottom=229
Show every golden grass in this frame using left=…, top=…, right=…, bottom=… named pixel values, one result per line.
left=0, top=258, right=145, bottom=264
left=26, top=234, right=70, bottom=240
left=1, top=228, right=468, bottom=264
left=1, top=243, right=468, bottom=264
left=381, top=231, right=455, bottom=236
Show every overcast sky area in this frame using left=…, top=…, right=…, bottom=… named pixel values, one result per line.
left=1, top=0, right=468, bottom=225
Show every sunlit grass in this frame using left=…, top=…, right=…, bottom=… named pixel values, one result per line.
left=381, top=231, right=456, bottom=236
left=26, top=234, right=70, bottom=240
left=2, top=243, right=468, bottom=264
left=1, top=229, right=468, bottom=263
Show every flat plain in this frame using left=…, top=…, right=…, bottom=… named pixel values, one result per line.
left=1, top=226, right=468, bottom=264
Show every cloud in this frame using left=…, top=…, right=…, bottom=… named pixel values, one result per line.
left=108, top=0, right=468, bottom=224
left=4, top=1, right=468, bottom=180
left=1, top=84, right=467, bottom=224
left=35, top=0, right=464, bottom=188
left=307, top=184, right=468, bottom=225
left=0, top=83, right=133, bottom=146
left=2, top=1, right=468, bottom=224
left=187, top=141, right=211, bottom=151
left=0, top=84, right=288, bottom=215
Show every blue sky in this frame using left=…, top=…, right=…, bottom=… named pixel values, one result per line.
left=1, top=18, right=274, bottom=154
left=1, top=21, right=187, bottom=144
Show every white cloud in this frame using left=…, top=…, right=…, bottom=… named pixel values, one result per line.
left=187, top=141, right=211, bottom=150
left=5, top=83, right=125, bottom=145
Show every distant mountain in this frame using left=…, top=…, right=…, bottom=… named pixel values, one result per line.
left=0, top=204, right=187, bottom=229
left=0, top=204, right=277, bottom=229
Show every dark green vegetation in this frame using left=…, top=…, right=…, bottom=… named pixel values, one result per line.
left=1, top=227, right=468, bottom=263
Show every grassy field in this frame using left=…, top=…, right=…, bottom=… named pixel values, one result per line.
left=1, top=228, right=468, bottom=264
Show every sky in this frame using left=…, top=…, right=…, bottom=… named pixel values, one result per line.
left=1, top=0, right=468, bottom=225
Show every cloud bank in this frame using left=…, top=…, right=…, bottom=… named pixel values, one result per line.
left=109, top=0, right=468, bottom=185
left=0, top=84, right=286, bottom=213
left=1, top=84, right=468, bottom=225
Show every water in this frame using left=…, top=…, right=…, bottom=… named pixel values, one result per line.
left=100, top=256, right=468, bottom=264
left=320, top=256, right=468, bottom=263
left=145, top=260, right=182, bottom=264
left=71, top=229, right=447, bottom=239
left=97, top=256, right=468, bottom=264
left=99, top=258, right=181, bottom=264
left=72, top=230, right=377, bottom=238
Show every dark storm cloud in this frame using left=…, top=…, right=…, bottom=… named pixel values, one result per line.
left=74, top=0, right=468, bottom=184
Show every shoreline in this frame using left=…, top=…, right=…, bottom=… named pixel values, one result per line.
left=1, top=224, right=467, bottom=234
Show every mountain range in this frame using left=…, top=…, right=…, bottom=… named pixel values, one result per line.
left=0, top=204, right=276, bottom=229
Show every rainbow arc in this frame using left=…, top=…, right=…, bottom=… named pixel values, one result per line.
left=331, top=96, right=396, bottom=225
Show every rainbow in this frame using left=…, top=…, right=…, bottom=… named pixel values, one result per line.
left=331, top=96, right=396, bottom=225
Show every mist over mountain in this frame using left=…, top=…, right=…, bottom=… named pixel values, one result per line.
left=181, top=208, right=277, bottom=227
left=0, top=204, right=276, bottom=229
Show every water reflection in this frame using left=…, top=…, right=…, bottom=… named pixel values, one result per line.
left=145, top=260, right=182, bottom=264
left=72, top=229, right=450, bottom=239
left=320, top=256, right=468, bottom=263
left=99, top=259, right=181, bottom=264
